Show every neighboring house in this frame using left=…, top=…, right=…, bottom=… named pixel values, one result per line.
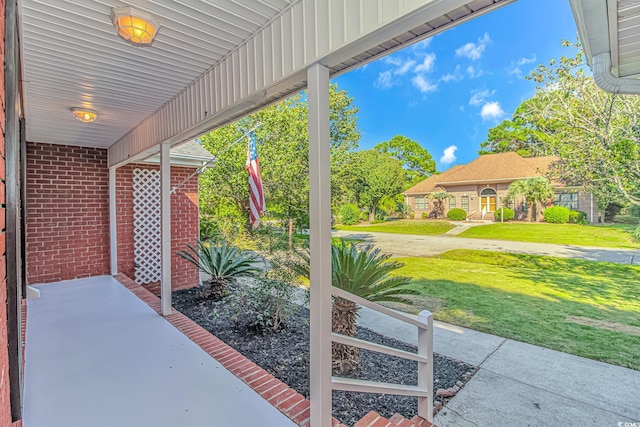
left=403, top=152, right=597, bottom=223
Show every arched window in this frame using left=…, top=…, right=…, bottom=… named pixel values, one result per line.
left=480, top=187, right=497, bottom=196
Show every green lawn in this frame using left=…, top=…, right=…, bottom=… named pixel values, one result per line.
left=457, top=222, right=640, bottom=249
left=335, top=220, right=455, bottom=235
left=391, top=250, right=640, bottom=369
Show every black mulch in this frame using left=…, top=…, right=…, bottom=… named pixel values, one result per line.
left=173, top=287, right=476, bottom=427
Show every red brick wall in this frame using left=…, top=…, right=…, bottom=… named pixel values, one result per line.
left=116, top=164, right=199, bottom=291
left=0, top=0, right=13, bottom=423
left=26, top=142, right=110, bottom=284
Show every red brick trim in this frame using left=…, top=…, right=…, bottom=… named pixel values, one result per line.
left=113, top=274, right=347, bottom=427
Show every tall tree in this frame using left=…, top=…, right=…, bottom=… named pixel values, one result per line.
left=479, top=99, right=559, bottom=158
left=480, top=40, right=640, bottom=214
left=354, top=150, right=405, bottom=221
left=375, top=135, right=436, bottom=188
left=199, top=84, right=360, bottom=233
left=507, top=177, right=554, bottom=222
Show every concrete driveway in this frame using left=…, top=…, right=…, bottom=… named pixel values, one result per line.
left=333, top=229, right=640, bottom=264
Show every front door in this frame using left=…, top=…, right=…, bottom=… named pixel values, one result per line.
left=481, top=196, right=496, bottom=212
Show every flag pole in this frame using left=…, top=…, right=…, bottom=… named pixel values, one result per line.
left=170, top=123, right=262, bottom=194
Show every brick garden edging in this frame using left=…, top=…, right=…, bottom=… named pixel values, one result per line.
left=114, top=274, right=347, bottom=427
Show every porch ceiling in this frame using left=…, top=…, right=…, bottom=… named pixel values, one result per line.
left=20, top=0, right=293, bottom=148
left=20, top=0, right=516, bottom=161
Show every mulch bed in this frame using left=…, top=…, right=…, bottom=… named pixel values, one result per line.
left=173, top=287, right=476, bottom=426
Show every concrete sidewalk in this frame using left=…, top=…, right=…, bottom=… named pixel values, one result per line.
left=358, top=307, right=640, bottom=426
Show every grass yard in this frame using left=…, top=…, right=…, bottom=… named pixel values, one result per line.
left=335, top=220, right=455, bottom=236
left=456, top=222, right=640, bottom=249
left=392, top=250, right=640, bottom=370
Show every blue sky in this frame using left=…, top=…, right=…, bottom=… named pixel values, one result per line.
left=332, top=0, right=579, bottom=172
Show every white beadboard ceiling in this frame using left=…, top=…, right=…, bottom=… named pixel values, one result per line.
left=20, top=0, right=515, bottom=156
left=20, top=0, right=294, bottom=148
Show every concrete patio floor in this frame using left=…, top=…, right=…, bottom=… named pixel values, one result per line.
left=23, top=276, right=297, bottom=427
left=358, top=307, right=640, bottom=426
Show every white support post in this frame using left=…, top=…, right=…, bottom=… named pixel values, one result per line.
left=160, top=143, right=172, bottom=316
left=417, top=310, right=434, bottom=422
left=109, top=166, right=118, bottom=275
left=308, top=62, right=332, bottom=427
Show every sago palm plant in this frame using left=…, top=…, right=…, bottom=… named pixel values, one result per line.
left=295, top=239, right=415, bottom=373
left=177, top=240, right=262, bottom=300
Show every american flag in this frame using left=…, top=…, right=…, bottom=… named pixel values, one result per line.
left=246, top=132, right=265, bottom=228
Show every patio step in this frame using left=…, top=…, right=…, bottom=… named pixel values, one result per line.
left=354, top=411, right=435, bottom=427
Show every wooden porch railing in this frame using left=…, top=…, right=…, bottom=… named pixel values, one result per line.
left=330, top=287, right=434, bottom=423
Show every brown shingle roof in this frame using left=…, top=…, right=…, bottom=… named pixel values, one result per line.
left=403, top=165, right=464, bottom=194
left=403, top=152, right=559, bottom=194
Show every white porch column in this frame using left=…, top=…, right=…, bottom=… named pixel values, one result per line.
left=109, top=166, right=118, bottom=275
left=308, top=62, right=332, bottom=427
left=160, top=142, right=172, bottom=316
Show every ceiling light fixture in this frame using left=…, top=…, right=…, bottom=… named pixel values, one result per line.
left=111, top=7, right=159, bottom=47
left=71, top=108, right=98, bottom=123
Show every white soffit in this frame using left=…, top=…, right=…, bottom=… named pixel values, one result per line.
left=571, top=0, right=640, bottom=93
left=108, top=0, right=515, bottom=167
left=20, top=0, right=293, bottom=149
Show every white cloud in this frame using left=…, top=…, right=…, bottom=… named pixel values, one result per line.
left=508, top=54, right=537, bottom=78
left=412, top=74, right=438, bottom=93
left=469, top=88, right=496, bottom=106
left=439, top=65, right=463, bottom=83
left=440, top=145, right=458, bottom=164
left=466, top=65, right=484, bottom=78
left=412, top=75, right=438, bottom=93
left=374, top=70, right=395, bottom=89
left=414, top=53, right=436, bottom=73
left=508, top=67, right=522, bottom=78
left=480, top=102, right=505, bottom=122
left=383, top=56, right=417, bottom=76
left=455, top=33, right=491, bottom=60
left=396, top=59, right=417, bottom=75
left=412, top=38, right=432, bottom=51
left=384, top=56, right=402, bottom=66
left=517, top=53, right=537, bottom=65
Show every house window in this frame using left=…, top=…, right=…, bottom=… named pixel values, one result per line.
left=449, top=196, right=456, bottom=210
left=480, top=187, right=497, bottom=212
left=555, top=192, right=578, bottom=210
left=461, top=196, right=469, bottom=212
left=414, top=196, right=428, bottom=210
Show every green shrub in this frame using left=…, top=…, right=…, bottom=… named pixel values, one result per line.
left=421, top=212, right=428, bottom=219
left=568, top=210, right=588, bottom=225
left=409, top=212, right=415, bottom=219
left=340, top=204, right=360, bottom=225
left=177, top=240, right=262, bottom=300
left=633, top=223, right=640, bottom=242
left=359, top=210, right=369, bottom=222
left=447, top=208, right=467, bottom=221
left=375, top=208, right=386, bottom=221
left=228, top=277, right=299, bottom=333
left=494, top=207, right=515, bottom=222
left=544, top=206, right=570, bottom=224
left=199, top=216, right=220, bottom=241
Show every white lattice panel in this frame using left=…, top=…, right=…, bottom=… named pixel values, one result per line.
left=133, top=168, right=161, bottom=284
